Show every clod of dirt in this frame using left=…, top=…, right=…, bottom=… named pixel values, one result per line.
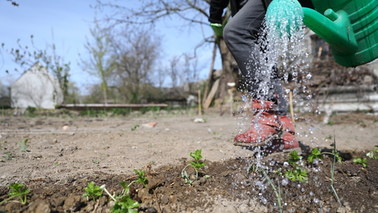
left=62, top=195, right=85, bottom=212
left=25, top=199, right=50, bottom=213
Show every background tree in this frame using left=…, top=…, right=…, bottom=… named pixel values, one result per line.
left=168, top=56, right=181, bottom=89
left=167, top=53, right=202, bottom=95
left=95, top=0, right=239, bottom=105
left=182, top=53, right=202, bottom=87
left=111, top=27, right=161, bottom=103
left=81, top=21, right=115, bottom=104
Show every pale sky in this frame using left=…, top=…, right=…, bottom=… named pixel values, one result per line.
left=0, top=0, right=217, bottom=94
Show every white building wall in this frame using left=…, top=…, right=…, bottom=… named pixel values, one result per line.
left=11, top=64, right=63, bottom=109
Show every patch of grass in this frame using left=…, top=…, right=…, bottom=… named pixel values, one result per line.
left=78, top=107, right=164, bottom=117
left=26, top=106, right=37, bottom=117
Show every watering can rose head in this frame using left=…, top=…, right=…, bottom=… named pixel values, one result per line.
left=267, top=0, right=377, bottom=67
left=265, top=0, right=304, bottom=37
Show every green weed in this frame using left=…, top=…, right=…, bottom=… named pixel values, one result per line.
left=130, top=169, right=148, bottom=187
left=130, top=125, right=139, bottom=131
left=307, top=148, right=323, bottom=164
left=181, top=149, right=206, bottom=184
left=100, top=170, right=147, bottom=212
left=189, top=149, right=205, bottom=170
left=353, top=158, right=368, bottom=167
left=18, top=139, right=29, bottom=152
left=0, top=183, right=30, bottom=205
left=288, top=150, right=301, bottom=166
left=285, top=168, right=308, bottom=182
left=326, top=120, right=335, bottom=126
left=366, top=145, right=378, bottom=160
left=26, top=107, right=37, bottom=117
left=83, top=181, right=103, bottom=201
left=3, top=152, right=15, bottom=160
left=101, top=182, right=139, bottom=213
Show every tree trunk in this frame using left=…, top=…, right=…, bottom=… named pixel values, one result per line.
left=216, top=38, right=239, bottom=102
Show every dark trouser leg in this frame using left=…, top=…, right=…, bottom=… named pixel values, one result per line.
left=223, top=0, right=287, bottom=114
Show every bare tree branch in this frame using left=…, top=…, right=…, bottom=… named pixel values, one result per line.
left=95, top=0, right=210, bottom=26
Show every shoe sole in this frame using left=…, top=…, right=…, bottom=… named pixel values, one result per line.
left=234, top=136, right=301, bottom=156
left=233, top=134, right=279, bottom=147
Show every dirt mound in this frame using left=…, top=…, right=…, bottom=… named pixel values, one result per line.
left=1, top=152, right=377, bottom=213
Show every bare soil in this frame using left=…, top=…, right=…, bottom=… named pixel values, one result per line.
left=0, top=110, right=377, bottom=212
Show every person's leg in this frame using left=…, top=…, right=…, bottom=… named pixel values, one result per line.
left=224, top=0, right=297, bottom=150
left=223, top=0, right=265, bottom=77
left=223, top=0, right=287, bottom=112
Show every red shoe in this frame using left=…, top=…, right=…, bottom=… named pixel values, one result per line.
left=234, top=100, right=298, bottom=151
left=279, top=115, right=298, bottom=149
left=234, top=111, right=280, bottom=145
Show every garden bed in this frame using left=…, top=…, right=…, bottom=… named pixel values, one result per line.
left=1, top=150, right=377, bottom=213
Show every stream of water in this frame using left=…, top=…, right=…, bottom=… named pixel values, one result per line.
left=236, top=0, right=319, bottom=209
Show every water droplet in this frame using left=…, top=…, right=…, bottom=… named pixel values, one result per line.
left=260, top=197, right=268, bottom=205
left=281, top=178, right=289, bottom=186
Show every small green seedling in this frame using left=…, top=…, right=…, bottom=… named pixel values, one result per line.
left=18, top=139, right=29, bottom=152
left=285, top=168, right=308, bottom=182
left=131, top=125, right=139, bottom=131
left=83, top=181, right=103, bottom=201
left=112, top=195, right=139, bottom=213
left=190, top=149, right=205, bottom=170
left=181, top=149, right=206, bottom=184
left=366, top=145, right=378, bottom=160
left=92, top=159, right=100, bottom=164
left=131, top=169, right=148, bottom=187
left=332, top=150, right=342, bottom=163
left=0, top=183, right=31, bottom=205
left=353, top=157, right=368, bottom=167
left=3, top=152, right=15, bottom=160
left=307, top=148, right=323, bottom=164
left=288, top=150, right=301, bottom=166
left=102, top=181, right=139, bottom=213
left=327, top=120, right=335, bottom=126
left=181, top=171, right=194, bottom=185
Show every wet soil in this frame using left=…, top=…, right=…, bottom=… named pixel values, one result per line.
left=0, top=111, right=377, bottom=212
left=0, top=153, right=377, bottom=213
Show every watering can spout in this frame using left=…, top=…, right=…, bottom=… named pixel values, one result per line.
left=266, top=0, right=378, bottom=67
left=302, top=7, right=358, bottom=54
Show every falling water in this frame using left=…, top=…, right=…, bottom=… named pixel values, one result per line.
left=237, top=0, right=312, bottom=151
left=235, top=0, right=317, bottom=209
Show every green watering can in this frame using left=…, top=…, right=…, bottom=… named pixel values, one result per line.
left=266, top=0, right=378, bottom=67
